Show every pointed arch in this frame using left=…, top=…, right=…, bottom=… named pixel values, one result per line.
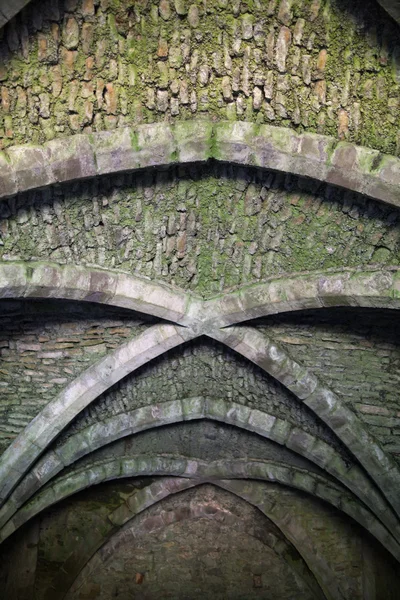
left=0, top=397, right=395, bottom=542
left=0, top=324, right=197, bottom=505
left=1, top=456, right=398, bottom=565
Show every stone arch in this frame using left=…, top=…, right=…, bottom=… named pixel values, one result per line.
left=1, top=456, right=398, bottom=565
left=64, top=481, right=327, bottom=600
left=1, top=264, right=400, bottom=534
left=1, top=296, right=400, bottom=532
left=212, top=326, right=400, bottom=518
left=205, top=268, right=400, bottom=327
left=0, top=261, right=197, bottom=326
left=0, top=397, right=395, bottom=542
left=0, top=121, right=400, bottom=208
left=3, top=262, right=400, bottom=330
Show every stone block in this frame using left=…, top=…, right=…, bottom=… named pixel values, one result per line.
left=0, top=263, right=28, bottom=297
left=136, top=122, right=176, bottom=167
left=292, top=471, right=317, bottom=494
left=175, top=120, right=212, bottom=163
left=225, top=402, right=251, bottom=426
left=213, top=121, right=257, bottom=164
left=58, top=264, right=92, bottom=301
left=7, top=145, right=54, bottom=193
left=55, top=432, right=91, bottom=465
left=280, top=360, right=318, bottom=400
left=248, top=409, right=276, bottom=437
left=0, top=151, right=17, bottom=198
left=304, top=386, right=338, bottom=420
left=86, top=269, right=118, bottom=303
left=46, top=134, right=96, bottom=183
left=92, top=127, right=140, bottom=175
left=270, top=418, right=292, bottom=445
left=114, top=273, right=188, bottom=322
left=286, top=428, right=316, bottom=457
left=25, top=263, right=63, bottom=299
left=253, top=124, right=299, bottom=173
left=181, top=396, right=206, bottom=420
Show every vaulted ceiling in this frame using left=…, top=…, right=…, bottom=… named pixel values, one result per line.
left=1, top=1, right=400, bottom=598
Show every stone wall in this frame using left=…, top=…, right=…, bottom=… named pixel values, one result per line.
left=2, top=478, right=399, bottom=600
left=2, top=164, right=400, bottom=294
left=259, top=307, right=400, bottom=462
left=58, top=337, right=352, bottom=459
left=0, top=299, right=151, bottom=453
left=1, top=0, right=400, bottom=153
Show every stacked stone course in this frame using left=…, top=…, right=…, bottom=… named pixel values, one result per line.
left=0, top=0, right=400, bottom=153
left=1, top=164, right=400, bottom=294
left=0, top=300, right=149, bottom=452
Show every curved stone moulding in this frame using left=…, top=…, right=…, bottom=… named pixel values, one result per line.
left=0, top=261, right=200, bottom=326
left=204, top=267, right=400, bottom=327
left=211, top=327, right=400, bottom=520
left=0, top=0, right=31, bottom=28
left=66, top=486, right=326, bottom=600
left=1, top=456, right=399, bottom=567
left=0, top=397, right=396, bottom=543
left=0, top=323, right=196, bottom=506
left=64, top=478, right=331, bottom=600
left=2, top=262, right=400, bottom=331
left=0, top=120, right=400, bottom=208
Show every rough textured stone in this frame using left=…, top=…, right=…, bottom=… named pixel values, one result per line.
left=2, top=163, right=400, bottom=294
left=0, top=0, right=400, bottom=156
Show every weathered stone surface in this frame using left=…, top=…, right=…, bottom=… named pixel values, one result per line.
left=2, top=121, right=400, bottom=213
left=45, top=135, right=96, bottom=183
left=1, top=0, right=399, bottom=157
left=7, top=146, right=54, bottom=192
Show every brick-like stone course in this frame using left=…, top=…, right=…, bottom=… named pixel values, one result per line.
left=0, top=300, right=150, bottom=453
left=257, top=308, right=400, bottom=463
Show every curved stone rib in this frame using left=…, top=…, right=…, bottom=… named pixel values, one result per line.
left=218, top=480, right=345, bottom=600
left=211, top=327, right=400, bottom=519
left=204, top=268, right=400, bottom=327
left=0, top=261, right=199, bottom=326
left=3, top=261, right=400, bottom=333
left=376, top=0, right=400, bottom=25
left=1, top=456, right=399, bottom=567
left=66, top=485, right=325, bottom=600
left=0, top=0, right=31, bottom=28
left=0, top=324, right=196, bottom=506
left=1, top=397, right=397, bottom=543
left=1, top=120, right=400, bottom=208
